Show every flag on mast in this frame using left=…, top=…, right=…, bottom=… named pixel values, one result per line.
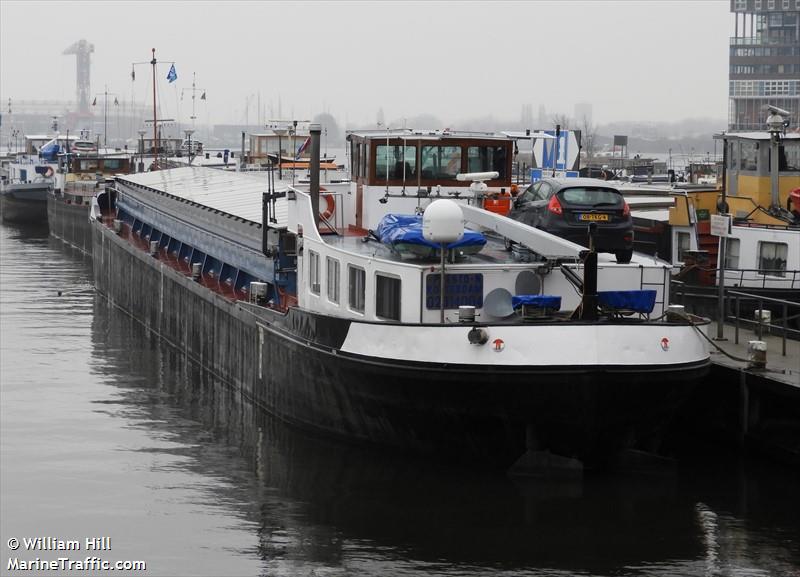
left=92, top=97, right=97, bottom=106
left=295, top=136, right=311, bottom=159
left=167, top=64, right=177, bottom=83
left=200, top=92, right=206, bottom=100
left=131, top=67, right=135, bottom=81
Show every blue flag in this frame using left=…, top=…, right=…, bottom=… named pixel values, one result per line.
left=166, top=64, right=177, bottom=83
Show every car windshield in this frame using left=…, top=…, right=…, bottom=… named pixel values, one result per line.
left=560, top=187, right=622, bottom=206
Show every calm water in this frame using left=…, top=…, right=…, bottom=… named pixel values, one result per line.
left=1, top=222, right=798, bottom=577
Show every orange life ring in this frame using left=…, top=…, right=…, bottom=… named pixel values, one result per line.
left=320, top=192, right=335, bottom=221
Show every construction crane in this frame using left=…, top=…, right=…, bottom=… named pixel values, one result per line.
left=63, top=39, right=94, bottom=116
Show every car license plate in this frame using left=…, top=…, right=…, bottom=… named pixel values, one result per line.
left=579, top=213, right=609, bottom=221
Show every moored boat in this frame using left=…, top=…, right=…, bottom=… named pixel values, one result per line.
left=0, top=135, right=63, bottom=224
left=93, top=126, right=711, bottom=469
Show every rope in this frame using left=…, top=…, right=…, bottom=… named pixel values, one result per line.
left=674, top=310, right=752, bottom=363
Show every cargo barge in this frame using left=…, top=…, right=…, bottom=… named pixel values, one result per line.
left=92, top=126, right=710, bottom=469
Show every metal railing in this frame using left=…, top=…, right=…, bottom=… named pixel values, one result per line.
left=729, top=290, right=800, bottom=357
left=676, top=264, right=800, bottom=290
left=671, top=282, right=799, bottom=356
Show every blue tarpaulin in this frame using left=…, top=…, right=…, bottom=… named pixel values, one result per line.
left=597, top=290, right=656, bottom=314
left=39, top=139, right=61, bottom=161
left=375, top=214, right=486, bottom=254
left=512, top=295, right=562, bottom=310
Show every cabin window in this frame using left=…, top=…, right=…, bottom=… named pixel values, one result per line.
left=375, top=274, right=401, bottom=321
left=375, top=145, right=416, bottom=180
left=326, top=257, right=340, bottom=304
left=725, top=238, right=740, bottom=270
left=421, top=146, right=461, bottom=179
left=309, top=251, right=321, bottom=294
left=467, top=146, right=507, bottom=179
left=758, top=242, right=787, bottom=277
left=348, top=265, right=366, bottom=313
left=779, top=143, right=800, bottom=171
left=740, top=142, right=757, bottom=171
left=676, top=232, right=691, bottom=262
left=103, top=159, right=123, bottom=170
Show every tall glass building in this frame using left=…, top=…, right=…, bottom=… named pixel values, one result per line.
left=729, top=0, right=800, bottom=131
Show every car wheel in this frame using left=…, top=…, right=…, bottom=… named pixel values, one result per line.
left=615, top=249, right=633, bottom=264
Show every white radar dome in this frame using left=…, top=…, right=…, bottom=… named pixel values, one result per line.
left=423, top=199, right=465, bottom=244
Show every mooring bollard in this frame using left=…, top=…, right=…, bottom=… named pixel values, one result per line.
left=113, top=219, right=122, bottom=234
left=149, top=241, right=159, bottom=257
left=754, top=309, right=771, bottom=337
left=747, top=340, right=767, bottom=369
left=191, top=262, right=202, bottom=281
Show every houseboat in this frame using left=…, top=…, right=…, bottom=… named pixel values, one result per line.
left=93, top=126, right=710, bottom=469
left=48, top=152, right=132, bottom=253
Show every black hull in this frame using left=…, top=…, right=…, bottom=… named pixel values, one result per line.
left=47, top=194, right=93, bottom=254
left=1, top=192, right=48, bottom=224
left=258, top=325, right=706, bottom=463
left=93, top=222, right=708, bottom=466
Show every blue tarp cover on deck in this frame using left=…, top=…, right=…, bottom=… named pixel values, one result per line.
left=375, top=213, right=486, bottom=251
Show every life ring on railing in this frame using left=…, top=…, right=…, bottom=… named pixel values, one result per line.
left=320, top=191, right=335, bottom=221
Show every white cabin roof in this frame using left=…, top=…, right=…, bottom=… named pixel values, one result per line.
left=117, top=166, right=290, bottom=226
left=716, top=132, right=800, bottom=142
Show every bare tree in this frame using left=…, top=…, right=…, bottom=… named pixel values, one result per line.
left=579, top=114, right=597, bottom=161
left=550, top=113, right=571, bottom=130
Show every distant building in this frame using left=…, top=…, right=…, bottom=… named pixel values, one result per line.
left=728, top=0, right=800, bottom=131
left=574, top=102, right=592, bottom=125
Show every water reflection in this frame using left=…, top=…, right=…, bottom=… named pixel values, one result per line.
left=89, top=292, right=800, bottom=576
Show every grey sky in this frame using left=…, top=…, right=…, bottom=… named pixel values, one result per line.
left=1, top=1, right=731, bottom=127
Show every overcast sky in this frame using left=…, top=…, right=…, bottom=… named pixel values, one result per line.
left=1, top=1, right=731, bottom=128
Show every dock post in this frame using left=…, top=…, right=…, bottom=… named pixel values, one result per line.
left=739, top=369, right=748, bottom=446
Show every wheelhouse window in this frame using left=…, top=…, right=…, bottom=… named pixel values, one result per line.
left=758, top=242, right=787, bottom=277
left=350, top=141, right=359, bottom=177
left=326, top=257, right=340, bottom=304
left=779, top=143, right=800, bottom=172
left=467, top=146, right=507, bottom=179
left=676, top=232, right=691, bottom=262
left=375, top=145, right=416, bottom=180
left=740, top=141, right=758, bottom=171
left=375, top=274, right=401, bottom=321
left=725, top=238, right=740, bottom=270
left=421, top=146, right=461, bottom=179
left=348, top=265, right=366, bottom=313
left=309, top=251, right=320, bottom=294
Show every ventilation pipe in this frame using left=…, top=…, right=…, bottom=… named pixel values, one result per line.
left=310, top=123, right=321, bottom=230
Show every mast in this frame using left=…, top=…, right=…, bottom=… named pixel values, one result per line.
left=151, top=48, right=158, bottom=167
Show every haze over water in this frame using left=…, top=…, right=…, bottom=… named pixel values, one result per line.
left=1, top=222, right=798, bottom=576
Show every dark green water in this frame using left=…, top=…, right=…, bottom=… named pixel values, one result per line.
left=1, top=222, right=798, bottom=576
